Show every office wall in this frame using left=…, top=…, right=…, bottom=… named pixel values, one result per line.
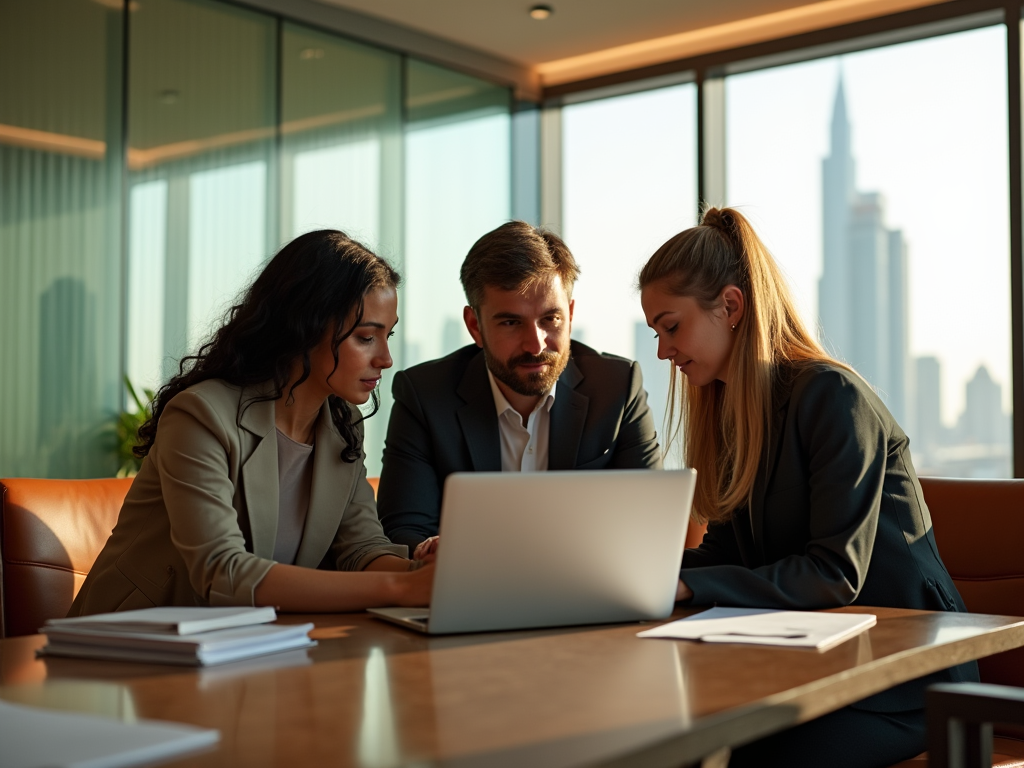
left=0, top=0, right=512, bottom=478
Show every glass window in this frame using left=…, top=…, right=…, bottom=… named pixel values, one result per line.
left=126, top=0, right=277, bottom=390
left=281, top=23, right=401, bottom=253
left=0, top=0, right=517, bottom=480
left=727, top=26, right=1011, bottom=477
left=562, top=84, right=699, bottom=450
left=281, top=22, right=402, bottom=474
left=0, top=0, right=124, bottom=477
left=402, top=59, right=511, bottom=369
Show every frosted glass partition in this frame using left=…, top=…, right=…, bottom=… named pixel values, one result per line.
left=125, top=0, right=277, bottom=394
left=402, top=60, right=512, bottom=370
left=0, top=0, right=124, bottom=477
left=0, top=0, right=514, bottom=480
left=727, top=26, right=1011, bottom=477
left=281, top=22, right=402, bottom=474
left=282, top=22, right=402, bottom=256
left=562, top=84, right=699, bottom=452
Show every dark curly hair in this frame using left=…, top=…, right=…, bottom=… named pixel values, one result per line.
left=135, top=230, right=401, bottom=463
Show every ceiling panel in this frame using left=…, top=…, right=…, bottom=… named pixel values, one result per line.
left=314, top=0, right=843, bottom=65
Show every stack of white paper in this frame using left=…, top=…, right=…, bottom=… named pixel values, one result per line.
left=38, top=607, right=315, bottom=666
left=637, top=607, right=876, bottom=651
left=0, top=699, right=219, bottom=768
left=45, top=606, right=279, bottom=635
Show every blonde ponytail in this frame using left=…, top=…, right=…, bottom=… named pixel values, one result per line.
left=640, top=207, right=842, bottom=524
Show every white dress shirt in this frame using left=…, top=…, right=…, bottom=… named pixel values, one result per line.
left=487, top=368, right=556, bottom=472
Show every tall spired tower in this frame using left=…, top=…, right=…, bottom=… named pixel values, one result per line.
left=819, top=77, right=856, bottom=361
left=817, top=76, right=910, bottom=425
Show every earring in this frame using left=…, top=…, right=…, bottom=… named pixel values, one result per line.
left=731, top=324, right=737, bottom=332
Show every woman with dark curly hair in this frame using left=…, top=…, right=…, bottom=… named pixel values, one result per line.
left=70, top=230, right=433, bottom=615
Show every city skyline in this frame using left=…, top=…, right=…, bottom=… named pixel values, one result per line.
left=725, top=29, right=1010, bottom=431
left=819, top=77, right=910, bottom=426
left=815, top=76, right=1010, bottom=477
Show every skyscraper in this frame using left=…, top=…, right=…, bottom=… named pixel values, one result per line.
left=819, top=78, right=855, bottom=359
left=959, top=365, right=1005, bottom=445
left=819, top=77, right=909, bottom=425
left=914, top=356, right=942, bottom=451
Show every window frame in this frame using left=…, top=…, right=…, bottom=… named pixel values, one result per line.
left=542, top=0, right=1024, bottom=477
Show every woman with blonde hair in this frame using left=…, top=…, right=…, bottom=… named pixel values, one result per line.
left=640, top=207, right=976, bottom=768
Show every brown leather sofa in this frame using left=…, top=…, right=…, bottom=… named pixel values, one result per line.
left=0, top=478, right=132, bottom=637
left=893, top=476, right=1024, bottom=768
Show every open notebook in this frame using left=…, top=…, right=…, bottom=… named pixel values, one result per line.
left=638, top=607, right=876, bottom=651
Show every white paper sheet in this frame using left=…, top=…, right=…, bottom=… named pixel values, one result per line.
left=637, top=607, right=876, bottom=650
left=0, top=700, right=219, bottom=768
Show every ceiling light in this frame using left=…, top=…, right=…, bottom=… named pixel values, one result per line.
left=300, top=48, right=325, bottom=60
left=529, top=5, right=552, bottom=20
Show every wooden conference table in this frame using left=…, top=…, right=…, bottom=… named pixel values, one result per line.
left=2, top=607, right=1024, bottom=768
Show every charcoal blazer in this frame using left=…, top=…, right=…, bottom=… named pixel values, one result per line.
left=378, top=341, right=663, bottom=549
left=681, top=362, right=978, bottom=710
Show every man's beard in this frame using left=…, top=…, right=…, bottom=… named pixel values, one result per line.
left=484, top=347, right=569, bottom=397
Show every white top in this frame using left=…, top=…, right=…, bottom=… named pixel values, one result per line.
left=274, top=429, right=314, bottom=564
left=487, top=368, right=556, bottom=472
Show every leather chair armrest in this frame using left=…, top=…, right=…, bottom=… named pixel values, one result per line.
left=927, top=683, right=1024, bottom=768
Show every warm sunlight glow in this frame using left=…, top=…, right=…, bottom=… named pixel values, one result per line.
left=537, top=0, right=945, bottom=85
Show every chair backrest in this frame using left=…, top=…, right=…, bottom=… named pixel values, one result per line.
left=367, top=476, right=379, bottom=498
left=0, top=478, right=131, bottom=637
left=920, top=476, right=1024, bottom=688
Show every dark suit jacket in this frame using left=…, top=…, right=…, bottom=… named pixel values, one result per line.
left=681, top=362, right=978, bottom=710
left=378, top=341, right=663, bottom=549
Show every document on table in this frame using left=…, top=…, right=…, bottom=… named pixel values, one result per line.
left=39, top=622, right=316, bottom=666
left=43, top=606, right=277, bottom=635
left=0, top=699, right=219, bottom=768
left=637, top=607, right=877, bottom=651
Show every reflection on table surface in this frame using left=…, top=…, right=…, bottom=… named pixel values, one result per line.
left=1, top=607, right=1022, bottom=768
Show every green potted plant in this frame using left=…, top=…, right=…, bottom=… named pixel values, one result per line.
left=116, top=375, right=156, bottom=478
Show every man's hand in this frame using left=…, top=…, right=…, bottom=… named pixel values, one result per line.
left=413, top=536, right=440, bottom=563
left=675, top=579, right=693, bottom=603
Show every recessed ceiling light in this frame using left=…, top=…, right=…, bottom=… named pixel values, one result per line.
left=529, top=5, right=553, bottom=20
left=300, top=48, right=325, bottom=60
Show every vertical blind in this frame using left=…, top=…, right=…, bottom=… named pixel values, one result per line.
left=0, top=0, right=512, bottom=478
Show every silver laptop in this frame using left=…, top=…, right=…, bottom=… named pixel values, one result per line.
left=369, top=468, right=696, bottom=634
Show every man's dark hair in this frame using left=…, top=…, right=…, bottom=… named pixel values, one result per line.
left=460, top=221, right=581, bottom=309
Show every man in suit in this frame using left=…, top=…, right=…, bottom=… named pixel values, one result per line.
left=378, top=221, right=663, bottom=551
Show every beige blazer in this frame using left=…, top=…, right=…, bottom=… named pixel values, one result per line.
left=69, top=379, right=406, bottom=616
